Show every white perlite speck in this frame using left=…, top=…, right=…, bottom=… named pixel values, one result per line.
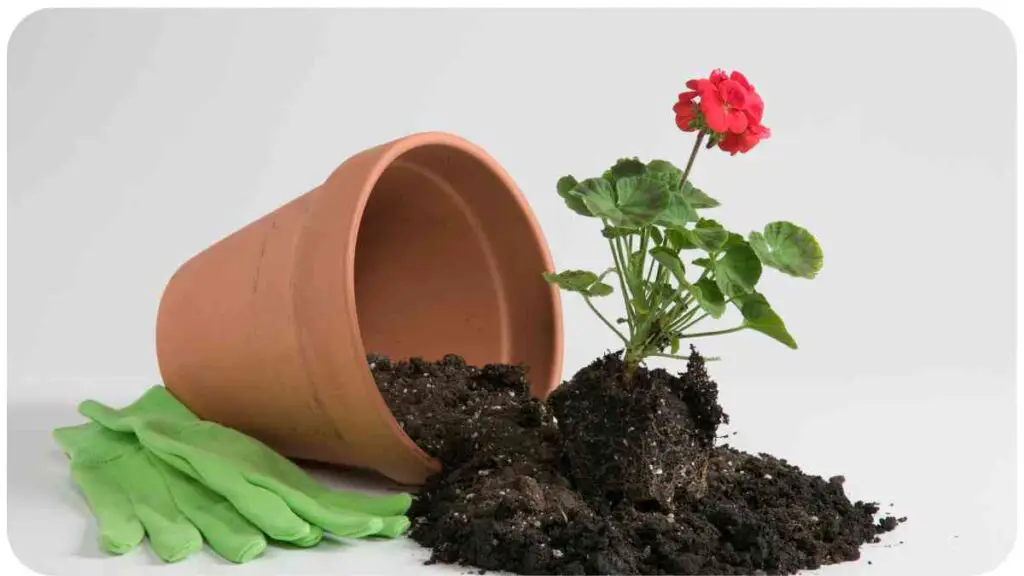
left=552, top=549, right=564, bottom=559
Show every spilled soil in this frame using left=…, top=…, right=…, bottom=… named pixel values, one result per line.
left=373, top=350, right=904, bottom=575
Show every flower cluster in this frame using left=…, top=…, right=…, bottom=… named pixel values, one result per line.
left=673, top=69, right=771, bottom=155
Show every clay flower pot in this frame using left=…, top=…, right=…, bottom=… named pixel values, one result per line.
left=156, top=132, right=563, bottom=485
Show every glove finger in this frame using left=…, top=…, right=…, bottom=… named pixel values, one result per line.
left=154, top=457, right=267, bottom=564
left=148, top=444, right=315, bottom=544
left=69, top=465, right=145, bottom=555
left=318, top=490, right=412, bottom=517
left=286, top=524, right=324, bottom=548
left=373, top=515, right=412, bottom=539
left=123, top=452, right=202, bottom=562
left=248, top=474, right=384, bottom=538
left=78, top=400, right=134, bottom=433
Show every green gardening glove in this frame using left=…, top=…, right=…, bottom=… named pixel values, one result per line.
left=79, top=386, right=412, bottom=544
left=53, top=422, right=279, bottom=563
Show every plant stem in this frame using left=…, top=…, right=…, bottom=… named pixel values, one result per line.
left=584, top=296, right=629, bottom=344
left=605, top=221, right=635, bottom=330
left=680, top=325, right=747, bottom=339
left=615, top=235, right=638, bottom=302
left=680, top=131, right=706, bottom=189
left=677, top=311, right=710, bottom=333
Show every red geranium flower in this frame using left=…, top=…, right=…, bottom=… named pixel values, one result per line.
left=673, top=69, right=771, bottom=154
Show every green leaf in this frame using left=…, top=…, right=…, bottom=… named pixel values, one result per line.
left=649, top=246, right=687, bottom=285
left=542, top=270, right=598, bottom=292
left=736, top=292, right=797, bottom=349
left=680, top=182, right=720, bottom=209
left=646, top=159, right=683, bottom=190
left=649, top=226, right=664, bottom=246
left=688, top=277, right=726, bottom=318
left=576, top=178, right=622, bottom=223
left=748, top=222, right=824, bottom=279
left=692, top=218, right=729, bottom=252
left=654, top=193, right=699, bottom=228
left=556, top=175, right=593, bottom=217
left=722, top=232, right=746, bottom=250
left=586, top=282, right=614, bottom=297
left=603, top=157, right=647, bottom=183
left=646, top=159, right=683, bottom=179
left=616, top=175, right=670, bottom=226
left=670, top=334, right=681, bottom=354
left=668, top=229, right=698, bottom=251
left=693, top=257, right=713, bottom=268
left=714, top=242, right=762, bottom=297
left=601, top=226, right=637, bottom=239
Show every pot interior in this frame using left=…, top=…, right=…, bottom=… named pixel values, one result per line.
left=353, top=144, right=559, bottom=397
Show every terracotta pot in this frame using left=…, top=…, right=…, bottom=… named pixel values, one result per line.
left=156, top=132, right=563, bottom=485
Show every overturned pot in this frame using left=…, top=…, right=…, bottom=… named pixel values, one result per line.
left=156, top=132, right=563, bottom=485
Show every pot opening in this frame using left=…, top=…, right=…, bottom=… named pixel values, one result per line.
left=352, top=142, right=559, bottom=397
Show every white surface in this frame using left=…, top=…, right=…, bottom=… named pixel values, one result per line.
left=6, top=8, right=1016, bottom=575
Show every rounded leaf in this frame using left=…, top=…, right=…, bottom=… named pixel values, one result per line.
left=646, top=160, right=683, bottom=190
left=693, top=218, right=729, bottom=252
left=748, top=222, right=824, bottom=279
left=576, top=178, right=623, bottom=223
left=604, top=157, right=647, bottom=183
left=542, top=270, right=599, bottom=292
left=616, top=175, right=670, bottom=226
left=654, top=194, right=699, bottom=228
left=556, top=175, right=593, bottom=217
left=649, top=246, right=687, bottom=285
left=586, top=282, right=614, bottom=297
left=668, top=229, right=698, bottom=251
left=680, top=182, right=720, bottom=209
left=713, top=242, right=762, bottom=297
left=689, top=277, right=726, bottom=318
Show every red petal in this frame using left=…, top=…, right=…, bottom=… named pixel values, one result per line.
left=694, top=79, right=718, bottom=97
left=710, top=69, right=728, bottom=85
left=751, top=122, right=771, bottom=139
left=677, top=91, right=698, bottom=103
left=685, top=79, right=701, bottom=90
left=672, top=100, right=689, bottom=114
left=718, top=133, right=741, bottom=155
left=675, top=102, right=698, bottom=131
left=729, top=71, right=752, bottom=91
left=700, top=97, right=728, bottom=132
left=726, top=109, right=749, bottom=134
left=744, top=91, right=764, bottom=123
left=718, top=79, right=748, bottom=109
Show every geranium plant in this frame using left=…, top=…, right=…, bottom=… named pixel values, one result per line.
left=545, top=69, right=823, bottom=373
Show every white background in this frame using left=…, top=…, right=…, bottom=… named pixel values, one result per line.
left=6, top=8, right=1017, bottom=575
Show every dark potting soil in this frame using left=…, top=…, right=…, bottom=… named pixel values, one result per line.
left=372, top=350, right=904, bottom=575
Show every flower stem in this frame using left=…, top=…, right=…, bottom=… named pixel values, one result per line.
left=680, top=131, right=706, bottom=188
